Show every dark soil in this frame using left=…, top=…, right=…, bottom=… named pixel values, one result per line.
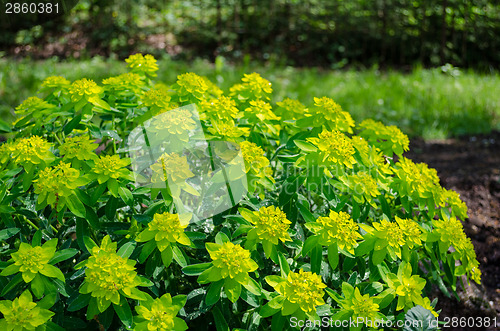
left=405, top=131, right=500, bottom=330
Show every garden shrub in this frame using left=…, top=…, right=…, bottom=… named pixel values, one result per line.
left=0, top=54, right=481, bottom=330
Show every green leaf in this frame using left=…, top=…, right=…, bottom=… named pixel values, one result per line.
left=38, top=292, right=57, bottom=309
left=328, top=243, right=339, bottom=270
left=41, top=264, right=65, bottom=282
left=242, top=277, right=262, bottom=296
left=138, top=240, right=156, bottom=263
left=31, top=274, right=45, bottom=299
left=182, top=263, right=212, bottom=276
left=310, top=245, right=322, bottom=274
left=224, top=278, right=242, bottom=303
left=259, top=301, right=281, bottom=318
left=68, top=294, right=91, bottom=312
left=161, top=246, right=174, bottom=267
left=294, top=140, right=317, bottom=152
left=91, top=183, right=107, bottom=205
left=49, top=249, right=79, bottom=265
left=404, top=305, right=438, bottom=331
left=105, top=196, right=118, bottom=221
left=22, top=169, right=35, bottom=190
left=215, top=232, right=230, bottom=245
left=66, top=195, right=86, bottom=218
left=278, top=252, right=290, bottom=277
left=84, top=206, right=100, bottom=229
left=1, top=273, right=23, bottom=296
left=114, top=297, right=133, bottom=329
left=378, top=194, right=392, bottom=219
left=118, top=187, right=134, bottom=206
left=297, top=201, right=315, bottom=222
left=302, top=235, right=319, bottom=256
left=172, top=246, right=188, bottom=267
left=64, top=114, right=82, bottom=135
left=117, top=241, right=136, bottom=259
left=0, top=263, right=20, bottom=276
left=0, top=227, right=20, bottom=241
left=0, top=118, right=12, bottom=133
left=205, top=280, right=224, bottom=306
left=32, top=230, right=42, bottom=246
left=107, top=179, right=119, bottom=197
left=265, top=275, right=284, bottom=288
left=212, top=306, right=229, bottom=331
left=89, top=96, right=111, bottom=110
left=83, top=236, right=97, bottom=252
left=355, top=235, right=376, bottom=256
left=372, top=248, right=387, bottom=265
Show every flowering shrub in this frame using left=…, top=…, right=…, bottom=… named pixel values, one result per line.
left=0, top=54, right=481, bottom=330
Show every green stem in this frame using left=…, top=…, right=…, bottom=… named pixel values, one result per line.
left=25, top=218, right=39, bottom=230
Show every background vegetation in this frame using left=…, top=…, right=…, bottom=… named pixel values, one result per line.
left=1, top=57, right=499, bottom=139
left=2, top=0, right=500, bottom=69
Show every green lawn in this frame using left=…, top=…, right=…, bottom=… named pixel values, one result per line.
left=1, top=56, right=499, bottom=139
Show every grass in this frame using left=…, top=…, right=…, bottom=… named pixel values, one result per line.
left=1, top=56, right=499, bottom=139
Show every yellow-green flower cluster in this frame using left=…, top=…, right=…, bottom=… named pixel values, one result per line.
left=11, top=136, right=53, bottom=171
left=34, top=162, right=81, bottom=205
left=206, top=242, right=258, bottom=284
left=240, top=141, right=270, bottom=176
left=230, top=72, right=272, bottom=101
left=91, top=155, right=131, bottom=184
left=134, top=294, right=188, bottom=331
left=337, top=284, right=382, bottom=325
left=393, top=157, right=441, bottom=207
left=207, top=120, right=249, bottom=141
left=372, top=219, right=406, bottom=258
left=173, top=72, right=209, bottom=103
left=244, top=100, right=280, bottom=121
left=200, top=95, right=240, bottom=121
left=41, top=75, right=70, bottom=89
left=0, top=141, right=16, bottom=166
left=432, top=216, right=481, bottom=283
left=394, top=216, right=423, bottom=249
left=358, top=119, right=410, bottom=156
left=0, top=291, right=54, bottom=330
left=203, top=76, right=224, bottom=97
left=125, top=53, right=159, bottom=77
left=68, top=78, right=104, bottom=103
left=386, top=263, right=426, bottom=311
left=272, top=269, right=326, bottom=315
left=141, top=85, right=176, bottom=113
left=150, top=108, right=197, bottom=142
left=150, top=152, right=195, bottom=184
left=340, top=171, right=380, bottom=206
left=102, top=72, right=145, bottom=93
left=59, top=135, right=97, bottom=161
left=1, top=240, right=62, bottom=283
left=246, top=206, right=291, bottom=245
left=310, top=97, right=355, bottom=133
left=136, top=212, right=191, bottom=251
left=15, top=96, right=55, bottom=116
left=79, top=236, right=145, bottom=311
left=276, top=98, right=308, bottom=120
left=437, top=187, right=468, bottom=220
left=306, top=210, right=362, bottom=254
left=307, top=130, right=356, bottom=168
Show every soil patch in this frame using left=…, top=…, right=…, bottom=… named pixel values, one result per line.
left=405, top=131, right=500, bottom=330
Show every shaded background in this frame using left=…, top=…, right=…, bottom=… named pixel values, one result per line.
left=2, top=0, right=500, bottom=70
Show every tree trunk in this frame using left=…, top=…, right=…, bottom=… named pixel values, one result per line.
left=440, top=0, right=448, bottom=64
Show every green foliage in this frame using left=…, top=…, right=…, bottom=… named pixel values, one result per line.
left=0, top=54, right=482, bottom=330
